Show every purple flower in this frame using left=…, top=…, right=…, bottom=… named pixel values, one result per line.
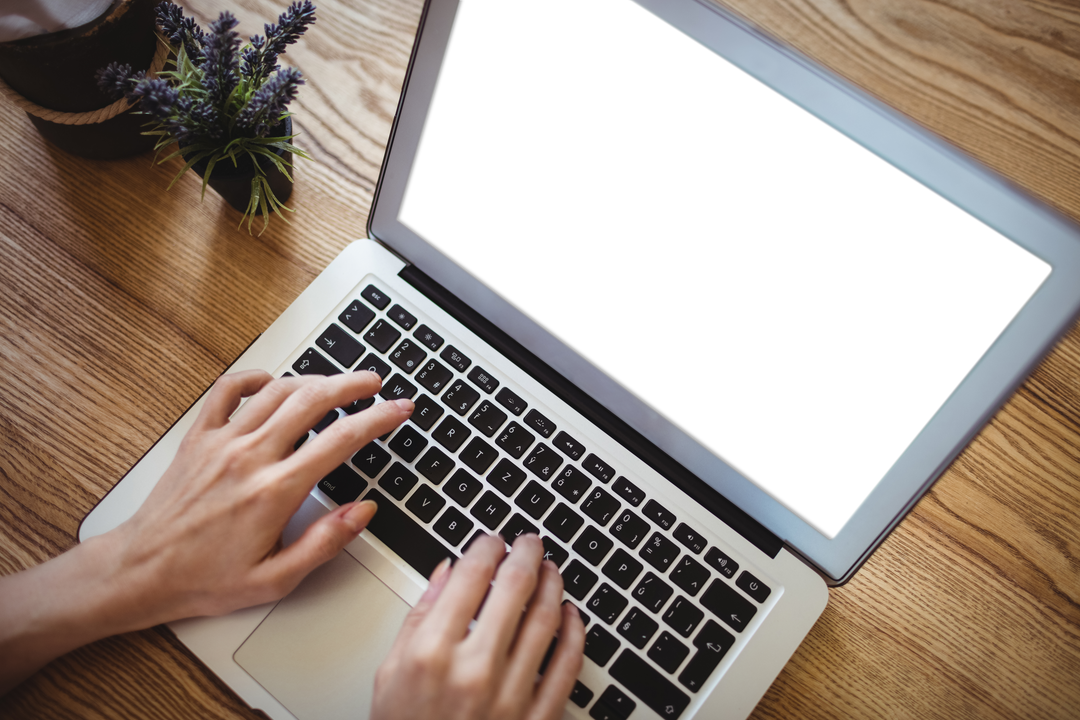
left=241, top=2, right=316, bottom=84
left=201, top=11, right=242, bottom=110
left=95, top=62, right=146, bottom=102
left=235, top=66, right=304, bottom=137
left=128, top=78, right=180, bottom=122
left=155, top=1, right=205, bottom=63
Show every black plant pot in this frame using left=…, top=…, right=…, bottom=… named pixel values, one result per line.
left=184, top=118, right=294, bottom=216
left=0, top=0, right=159, bottom=159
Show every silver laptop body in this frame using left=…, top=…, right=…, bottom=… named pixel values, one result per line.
left=80, top=0, right=1080, bottom=719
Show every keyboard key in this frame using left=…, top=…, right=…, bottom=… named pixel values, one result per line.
left=388, top=425, right=428, bottom=463
left=495, top=422, right=535, bottom=459
left=353, top=442, right=391, bottom=478
left=415, top=359, right=453, bottom=393
left=313, top=410, right=340, bottom=434
left=432, top=416, right=470, bottom=452
left=444, top=469, right=483, bottom=507
left=640, top=532, right=680, bottom=572
left=387, top=303, right=417, bottom=330
left=593, top=685, right=636, bottom=720
left=700, top=579, right=756, bottom=633
left=523, top=443, right=563, bottom=481
left=294, top=433, right=308, bottom=451
left=364, top=319, right=400, bottom=353
left=583, top=625, right=620, bottom=667
left=341, top=396, right=375, bottom=415
left=405, top=484, right=445, bottom=523
left=460, top=437, right=499, bottom=474
left=632, top=572, right=674, bottom=613
left=462, top=529, right=488, bottom=554
left=379, top=374, right=417, bottom=401
left=413, top=324, right=444, bottom=351
left=378, top=462, right=419, bottom=500
left=411, top=394, right=444, bottom=431
left=587, top=583, right=628, bottom=625
left=443, top=379, right=481, bottom=416
left=524, top=408, right=556, bottom=438
left=649, top=631, right=690, bottom=674
left=487, top=458, right=527, bottom=496
left=440, top=345, right=471, bottom=372
left=389, top=339, right=425, bottom=373
left=495, top=386, right=527, bottom=415
left=574, top=526, right=615, bottom=566
left=610, top=509, right=649, bottom=549
left=669, top=556, right=710, bottom=597
left=361, top=284, right=391, bottom=310
left=663, top=596, right=704, bottom=638
left=703, top=547, right=738, bottom=579
left=433, top=506, right=474, bottom=546
left=583, top=453, right=615, bottom=483
left=415, top=446, right=454, bottom=484
left=317, top=324, right=365, bottom=368
left=552, top=465, right=591, bottom=504
left=543, top=503, right=585, bottom=543
left=541, top=536, right=569, bottom=567
left=570, top=681, right=594, bottom=708
left=643, top=499, right=677, bottom=531
left=470, top=491, right=511, bottom=529
left=602, top=549, right=644, bottom=590
left=499, top=513, right=538, bottom=545
left=293, top=347, right=340, bottom=376
left=562, top=559, right=598, bottom=600
left=581, top=487, right=621, bottom=526
left=617, top=607, right=658, bottom=649
left=317, top=464, right=368, bottom=505
left=612, top=476, right=645, bottom=506
left=361, top=489, right=454, bottom=578
left=552, top=431, right=586, bottom=461
left=468, top=400, right=508, bottom=437
left=673, top=523, right=707, bottom=555
left=736, top=571, right=771, bottom=603
left=466, top=366, right=499, bottom=393
left=514, top=480, right=555, bottom=519
left=564, top=600, right=590, bottom=627
left=678, top=621, right=734, bottom=693
left=609, top=651, right=690, bottom=719
left=339, top=300, right=376, bottom=334
left=355, top=353, right=392, bottom=379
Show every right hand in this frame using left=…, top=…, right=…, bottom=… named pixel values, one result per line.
left=372, top=534, right=585, bottom=720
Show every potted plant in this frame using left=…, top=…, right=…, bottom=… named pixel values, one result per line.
left=97, top=1, right=316, bottom=233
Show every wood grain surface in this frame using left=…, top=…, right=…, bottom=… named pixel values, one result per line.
left=1, top=0, right=1077, bottom=718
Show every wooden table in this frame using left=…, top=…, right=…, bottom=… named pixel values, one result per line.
left=1, top=0, right=1077, bottom=718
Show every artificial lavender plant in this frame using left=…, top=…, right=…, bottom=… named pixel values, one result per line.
left=96, top=1, right=316, bottom=232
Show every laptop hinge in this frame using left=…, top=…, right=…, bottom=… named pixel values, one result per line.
left=398, top=264, right=784, bottom=559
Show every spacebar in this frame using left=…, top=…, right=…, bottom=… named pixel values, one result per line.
left=361, top=489, right=456, bottom=579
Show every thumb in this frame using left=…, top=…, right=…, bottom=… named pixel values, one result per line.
left=256, top=499, right=378, bottom=595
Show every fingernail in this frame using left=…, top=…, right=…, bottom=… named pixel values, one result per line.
left=429, top=557, right=452, bottom=584
left=393, top=398, right=414, bottom=413
left=343, top=499, right=378, bottom=533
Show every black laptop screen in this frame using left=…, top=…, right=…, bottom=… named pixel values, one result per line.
left=394, top=0, right=1050, bottom=539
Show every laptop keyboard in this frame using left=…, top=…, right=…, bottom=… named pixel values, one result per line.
left=289, top=279, right=775, bottom=720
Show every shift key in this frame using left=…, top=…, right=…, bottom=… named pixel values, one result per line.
left=609, top=650, right=690, bottom=719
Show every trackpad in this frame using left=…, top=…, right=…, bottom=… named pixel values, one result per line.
left=234, top=551, right=411, bottom=720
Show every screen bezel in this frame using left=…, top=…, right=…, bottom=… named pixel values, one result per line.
left=368, top=0, right=1080, bottom=582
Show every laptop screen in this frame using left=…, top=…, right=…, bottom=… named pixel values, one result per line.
left=396, top=0, right=1051, bottom=539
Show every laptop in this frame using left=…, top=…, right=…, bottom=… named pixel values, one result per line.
left=79, top=0, right=1080, bottom=718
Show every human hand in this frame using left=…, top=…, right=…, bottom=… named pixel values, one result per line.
left=98, top=369, right=413, bottom=628
left=372, top=533, right=586, bottom=720
left=0, top=369, right=412, bottom=694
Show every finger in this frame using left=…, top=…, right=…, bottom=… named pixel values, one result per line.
left=253, top=372, right=385, bottom=449
left=497, top=560, right=566, bottom=702
left=276, top=398, right=413, bottom=494
left=467, top=534, right=545, bottom=659
left=390, top=557, right=453, bottom=649
left=227, top=375, right=308, bottom=435
left=525, top=602, right=586, bottom=720
left=415, top=534, right=505, bottom=644
left=192, top=370, right=274, bottom=432
left=251, top=499, right=378, bottom=598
